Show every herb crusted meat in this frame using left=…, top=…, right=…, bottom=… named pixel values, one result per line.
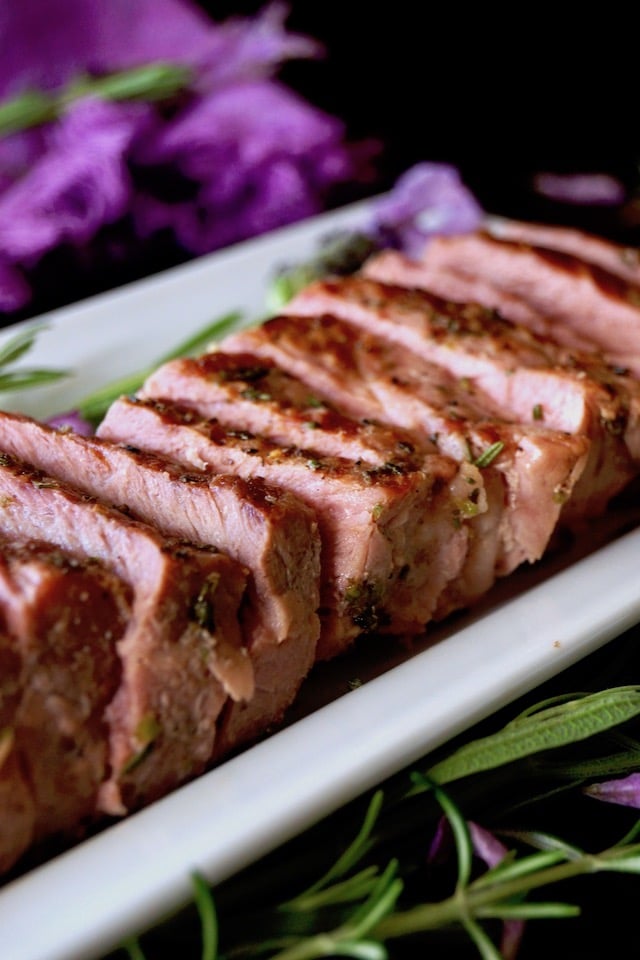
left=2, top=213, right=640, bottom=877
left=0, top=451, right=250, bottom=819
left=0, top=409, right=320, bottom=758
left=98, top=395, right=472, bottom=660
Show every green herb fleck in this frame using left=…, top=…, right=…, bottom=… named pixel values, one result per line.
left=473, top=441, right=504, bottom=468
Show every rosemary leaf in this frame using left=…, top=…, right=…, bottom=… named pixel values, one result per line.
left=75, top=310, right=244, bottom=424
left=0, top=368, right=68, bottom=391
left=423, top=687, right=640, bottom=786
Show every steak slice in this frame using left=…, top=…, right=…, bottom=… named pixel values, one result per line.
left=0, top=453, right=249, bottom=816
left=140, top=351, right=440, bottom=467
left=223, top=314, right=590, bottom=576
left=140, top=351, right=498, bottom=615
left=98, top=396, right=471, bottom=660
left=0, top=629, right=37, bottom=875
left=485, top=217, right=640, bottom=286
left=364, top=232, right=640, bottom=376
left=0, top=410, right=320, bottom=757
left=285, top=276, right=640, bottom=519
left=0, top=539, right=130, bottom=871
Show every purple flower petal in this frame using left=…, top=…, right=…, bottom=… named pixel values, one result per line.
left=468, top=821, right=509, bottom=868
left=0, top=261, right=31, bottom=312
left=0, top=0, right=320, bottom=99
left=427, top=817, right=525, bottom=959
left=190, top=2, right=322, bottom=92
left=584, top=771, right=640, bottom=808
left=133, top=80, right=361, bottom=255
left=0, top=0, right=212, bottom=96
left=0, top=99, right=148, bottom=261
left=371, top=162, right=484, bottom=257
left=533, top=171, right=626, bottom=207
left=46, top=410, right=94, bottom=436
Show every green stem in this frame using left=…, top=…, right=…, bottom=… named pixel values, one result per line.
left=372, top=844, right=638, bottom=940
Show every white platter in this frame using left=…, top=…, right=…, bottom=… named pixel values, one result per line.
left=1, top=201, right=640, bottom=960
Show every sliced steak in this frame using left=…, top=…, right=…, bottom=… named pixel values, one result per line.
left=364, top=232, right=640, bottom=376
left=0, top=540, right=130, bottom=871
left=223, top=314, right=590, bottom=576
left=98, top=396, right=471, bottom=660
left=0, top=630, right=36, bottom=874
left=0, top=410, right=320, bottom=757
left=140, top=351, right=438, bottom=467
left=0, top=453, right=249, bottom=816
left=485, top=217, right=640, bottom=286
left=140, top=350, right=500, bottom=614
left=284, top=276, right=640, bottom=519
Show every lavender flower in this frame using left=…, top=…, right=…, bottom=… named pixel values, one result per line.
left=133, top=79, right=356, bottom=253
left=533, top=171, right=626, bottom=206
left=428, top=816, right=525, bottom=959
left=0, top=261, right=30, bottom=312
left=371, top=161, right=484, bottom=258
left=0, top=99, right=148, bottom=262
left=0, top=1, right=367, bottom=315
left=46, top=409, right=94, bottom=436
left=584, top=771, right=640, bottom=808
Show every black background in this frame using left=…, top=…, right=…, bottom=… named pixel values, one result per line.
left=201, top=2, right=640, bottom=229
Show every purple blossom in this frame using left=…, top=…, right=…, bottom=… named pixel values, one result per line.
left=371, top=162, right=484, bottom=258
left=46, top=409, right=94, bottom=436
left=533, top=171, right=626, bottom=207
left=0, top=99, right=148, bottom=262
left=133, top=80, right=356, bottom=253
left=584, top=771, right=640, bottom=808
left=428, top=816, right=525, bottom=959
left=0, top=260, right=30, bottom=312
left=0, top=1, right=367, bottom=315
left=0, top=0, right=296, bottom=96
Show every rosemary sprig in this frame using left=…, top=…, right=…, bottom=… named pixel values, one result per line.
left=0, top=62, right=193, bottom=138
left=110, top=652, right=640, bottom=960
left=0, top=323, right=67, bottom=392
left=75, top=310, right=244, bottom=425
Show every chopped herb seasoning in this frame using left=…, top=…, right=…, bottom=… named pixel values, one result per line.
left=552, top=483, right=570, bottom=505
left=344, top=579, right=382, bottom=632
left=122, top=713, right=161, bottom=773
left=192, top=574, right=220, bottom=632
left=218, top=365, right=269, bottom=382
left=532, top=403, right=544, bottom=421
left=240, top=387, right=271, bottom=401
left=473, top=441, right=504, bottom=468
left=306, top=458, right=321, bottom=471
left=371, top=502, right=384, bottom=521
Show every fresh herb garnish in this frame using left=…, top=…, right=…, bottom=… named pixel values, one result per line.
left=114, top=664, right=640, bottom=960
left=75, top=311, right=244, bottom=425
left=0, top=63, right=193, bottom=138
left=0, top=323, right=67, bottom=393
left=473, top=440, right=505, bottom=468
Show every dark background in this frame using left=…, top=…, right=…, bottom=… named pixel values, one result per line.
left=202, top=2, right=640, bottom=233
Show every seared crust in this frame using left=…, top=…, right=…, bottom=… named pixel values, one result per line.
left=365, top=232, right=640, bottom=376
left=99, top=395, right=472, bottom=659
left=0, top=452, right=248, bottom=816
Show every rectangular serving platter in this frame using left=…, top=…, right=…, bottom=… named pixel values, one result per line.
left=1, top=199, right=640, bottom=960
